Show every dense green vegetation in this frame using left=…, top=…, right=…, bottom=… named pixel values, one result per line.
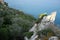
left=24, top=32, right=33, bottom=38
left=0, top=2, right=36, bottom=40
left=0, top=2, right=60, bottom=40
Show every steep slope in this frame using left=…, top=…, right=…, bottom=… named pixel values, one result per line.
left=0, top=2, right=36, bottom=40
left=25, top=12, right=60, bottom=40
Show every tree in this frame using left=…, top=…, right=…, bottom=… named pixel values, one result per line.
left=0, top=28, right=9, bottom=40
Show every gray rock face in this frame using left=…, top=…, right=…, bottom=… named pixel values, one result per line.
left=29, top=11, right=56, bottom=32
left=0, top=0, right=4, bottom=4
left=25, top=12, right=60, bottom=40
left=49, top=36, right=59, bottom=40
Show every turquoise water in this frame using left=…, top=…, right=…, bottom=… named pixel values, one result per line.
left=4, top=0, right=60, bottom=25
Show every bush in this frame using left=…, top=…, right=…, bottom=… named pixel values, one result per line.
left=0, top=28, right=9, bottom=40
left=24, top=32, right=33, bottom=38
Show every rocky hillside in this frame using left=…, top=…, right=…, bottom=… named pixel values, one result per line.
left=0, top=2, right=36, bottom=40
left=24, top=13, right=60, bottom=40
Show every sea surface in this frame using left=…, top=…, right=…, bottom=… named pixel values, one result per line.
left=4, top=0, right=60, bottom=25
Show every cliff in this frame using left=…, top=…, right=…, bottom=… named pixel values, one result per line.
left=25, top=12, right=60, bottom=40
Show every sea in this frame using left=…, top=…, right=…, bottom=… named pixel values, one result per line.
left=4, top=0, right=60, bottom=25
